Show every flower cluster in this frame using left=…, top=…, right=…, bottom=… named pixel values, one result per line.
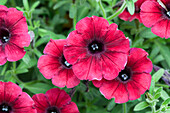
left=119, top=0, right=170, bottom=39
left=38, top=16, right=153, bottom=103
left=0, top=81, right=80, bottom=113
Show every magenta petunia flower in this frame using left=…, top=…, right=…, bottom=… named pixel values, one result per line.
left=0, top=5, right=31, bottom=65
left=38, top=39, right=80, bottom=88
left=0, top=81, right=36, bottom=113
left=92, top=48, right=153, bottom=103
left=32, top=88, right=80, bottom=113
left=63, top=16, right=130, bottom=81
left=119, top=0, right=149, bottom=23
left=140, top=0, right=170, bottom=38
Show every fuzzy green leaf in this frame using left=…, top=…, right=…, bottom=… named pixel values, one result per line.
left=152, top=68, right=164, bottom=83
left=134, top=101, right=150, bottom=111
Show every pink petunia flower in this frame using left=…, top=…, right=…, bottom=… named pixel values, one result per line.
left=0, top=5, right=31, bottom=65
left=119, top=0, right=149, bottom=23
left=92, top=48, right=153, bottom=103
left=64, top=16, right=130, bottom=81
left=38, top=39, right=80, bottom=88
left=0, top=81, right=36, bottom=113
left=140, top=0, right=170, bottom=38
left=32, top=88, right=80, bottom=113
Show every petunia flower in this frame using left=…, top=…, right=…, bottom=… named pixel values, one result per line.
left=0, top=81, right=36, bottom=113
left=119, top=0, right=149, bottom=23
left=63, top=16, right=130, bottom=81
left=38, top=39, right=80, bottom=88
left=32, top=88, right=80, bottom=113
left=140, top=0, right=170, bottom=38
left=0, top=5, right=31, bottom=65
left=92, top=48, right=153, bottom=103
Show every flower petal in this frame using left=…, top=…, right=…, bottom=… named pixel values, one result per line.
left=4, top=82, right=22, bottom=103
left=99, top=79, right=119, bottom=99
left=92, top=79, right=105, bottom=88
left=43, top=39, right=65, bottom=57
left=13, top=92, right=36, bottom=113
left=126, top=81, right=141, bottom=100
left=127, top=48, right=148, bottom=67
left=63, top=46, right=87, bottom=64
left=113, top=83, right=129, bottom=103
left=32, top=94, right=49, bottom=113
left=5, top=43, right=26, bottom=61
left=140, top=1, right=163, bottom=27
left=132, top=56, right=153, bottom=73
left=0, top=81, right=5, bottom=102
left=60, top=102, right=79, bottom=113
left=151, top=19, right=170, bottom=38
left=9, top=33, right=31, bottom=48
left=132, top=73, right=152, bottom=92
left=52, top=69, right=80, bottom=88
left=38, top=55, right=61, bottom=79
left=0, top=46, right=7, bottom=65
left=72, top=56, right=102, bottom=80
left=45, top=88, right=71, bottom=108
left=5, top=8, right=24, bottom=29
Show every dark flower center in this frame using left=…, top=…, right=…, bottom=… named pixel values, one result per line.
left=47, top=107, right=60, bottom=113
left=61, top=55, right=72, bottom=68
left=88, top=40, right=104, bottom=54
left=0, top=103, right=12, bottom=113
left=118, top=67, right=132, bottom=82
left=0, top=28, right=11, bottom=43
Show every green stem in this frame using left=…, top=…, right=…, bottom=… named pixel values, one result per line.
left=107, top=0, right=126, bottom=21
left=123, top=103, right=127, bottom=113
left=151, top=103, right=156, bottom=113
left=12, top=62, right=23, bottom=84
left=73, top=15, right=77, bottom=30
left=98, top=0, right=107, bottom=19
left=155, top=84, right=170, bottom=88
left=1, top=62, right=8, bottom=75
left=28, top=19, right=33, bottom=28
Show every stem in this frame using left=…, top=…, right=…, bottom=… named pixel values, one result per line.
left=107, top=0, right=126, bottom=21
left=155, top=84, right=170, bottom=88
left=69, top=87, right=76, bottom=98
left=151, top=102, right=156, bottom=113
left=123, top=103, right=127, bottom=113
left=28, top=19, right=33, bottom=28
left=73, top=15, right=77, bottom=30
left=1, top=62, right=8, bottom=75
left=98, top=0, right=107, bottom=19
left=12, top=62, right=23, bottom=84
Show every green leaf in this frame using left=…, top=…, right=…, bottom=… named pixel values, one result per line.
left=126, top=0, right=135, bottom=15
left=139, top=28, right=157, bottom=38
left=24, top=82, right=53, bottom=94
left=161, top=89, right=169, bottom=100
left=154, top=93, right=161, bottom=100
left=134, top=101, right=150, bottom=111
left=23, top=0, right=29, bottom=11
left=15, top=68, right=28, bottom=74
left=162, top=98, right=170, bottom=106
left=0, top=0, right=8, bottom=5
left=107, top=98, right=116, bottom=111
left=69, top=3, right=77, bottom=19
left=31, top=1, right=40, bottom=10
left=149, top=79, right=155, bottom=95
left=155, top=87, right=163, bottom=95
left=53, top=0, right=71, bottom=10
left=155, top=42, right=170, bottom=68
left=152, top=68, right=164, bottom=83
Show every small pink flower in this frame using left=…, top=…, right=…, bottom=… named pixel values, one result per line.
left=0, top=5, right=31, bottom=65
left=32, top=88, right=80, bottom=113
left=64, top=16, right=130, bottom=81
left=93, top=48, right=153, bottom=103
left=0, top=81, right=36, bottom=113
left=38, top=39, right=80, bottom=88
